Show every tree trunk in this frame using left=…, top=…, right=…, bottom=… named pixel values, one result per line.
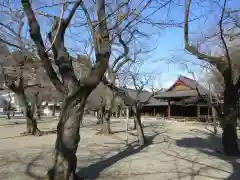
left=135, top=110, right=145, bottom=145
left=133, top=105, right=145, bottom=145
left=221, top=86, right=240, bottom=156
left=99, top=110, right=112, bottom=134
left=16, top=92, right=42, bottom=136
left=97, top=109, right=103, bottom=124
left=132, top=116, right=137, bottom=130
left=34, top=92, right=41, bottom=120
left=6, top=103, right=11, bottom=119
left=99, top=72, right=116, bottom=135
left=36, top=104, right=41, bottom=120
left=212, top=107, right=218, bottom=134
left=52, top=103, right=57, bottom=116
left=7, top=112, right=11, bottom=119
left=46, top=93, right=89, bottom=180
left=6, top=93, right=12, bottom=119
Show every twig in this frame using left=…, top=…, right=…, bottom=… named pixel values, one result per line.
left=45, top=0, right=66, bottom=53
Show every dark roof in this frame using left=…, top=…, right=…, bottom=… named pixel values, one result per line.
left=144, top=98, right=168, bottom=106
left=86, top=75, right=214, bottom=109
left=123, top=88, right=153, bottom=102
left=86, top=85, right=166, bottom=109
left=123, top=88, right=167, bottom=107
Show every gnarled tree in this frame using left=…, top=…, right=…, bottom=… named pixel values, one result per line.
left=0, top=49, right=42, bottom=136
left=22, top=0, right=111, bottom=179
left=184, top=0, right=240, bottom=156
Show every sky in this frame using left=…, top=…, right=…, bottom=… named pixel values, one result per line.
left=1, top=0, right=240, bottom=89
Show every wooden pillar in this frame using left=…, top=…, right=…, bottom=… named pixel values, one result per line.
left=197, top=105, right=200, bottom=119
left=168, top=100, right=171, bottom=118
left=153, top=107, right=156, bottom=117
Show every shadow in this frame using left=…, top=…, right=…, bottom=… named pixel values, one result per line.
left=25, top=149, right=52, bottom=180
left=42, top=129, right=57, bottom=134
left=190, top=128, right=216, bottom=136
left=142, top=123, right=164, bottom=129
left=0, top=135, right=23, bottom=140
left=0, top=118, right=58, bottom=127
left=25, top=152, right=45, bottom=180
left=112, top=128, right=136, bottom=134
left=0, top=130, right=57, bottom=140
left=175, top=135, right=240, bottom=180
left=76, top=132, right=161, bottom=180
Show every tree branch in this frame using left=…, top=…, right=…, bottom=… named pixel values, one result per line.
left=102, top=76, right=134, bottom=105
left=0, top=22, right=18, bottom=36
left=219, top=0, right=233, bottom=86
left=80, top=1, right=98, bottom=53
left=0, top=37, right=22, bottom=49
left=86, top=0, right=110, bottom=83
left=112, top=29, right=138, bottom=73
left=184, top=0, right=226, bottom=72
left=21, top=0, right=66, bottom=94
left=112, top=34, right=129, bottom=72
left=63, top=0, right=83, bottom=30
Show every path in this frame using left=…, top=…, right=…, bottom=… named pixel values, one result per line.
left=0, top=116, right=239, bottom=180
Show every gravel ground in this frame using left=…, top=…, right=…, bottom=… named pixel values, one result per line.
left=0, top=116, right=239, bottom=180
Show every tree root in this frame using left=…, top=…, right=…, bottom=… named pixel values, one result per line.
left=20, top=128, right=42, bottom=136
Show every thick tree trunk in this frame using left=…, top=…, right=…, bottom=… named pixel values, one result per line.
left=46, top=94, right=89, bottom=180
left=221, top=86, right=240, bottom=156
left=222, top=121, right=239, bottom=156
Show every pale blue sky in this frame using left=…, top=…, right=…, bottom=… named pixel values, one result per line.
left=2, top=0, right=240, bottom=89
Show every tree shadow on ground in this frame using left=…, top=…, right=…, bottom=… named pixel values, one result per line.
left=0, top=118, right=58, bottom=127
left=76, top=132, right=161, bottom=180
left=175, top=135, right=240, bottom=180
left=25, top=151, right=49, bottom=180
left=0, top=130, right=57, bottom=140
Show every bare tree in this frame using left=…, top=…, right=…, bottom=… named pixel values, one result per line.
left=21, top=0, right=113, bottom=179
left=94, top=0, right=157, bottom=134
left=184, top=0, right=240, bottom=156
left=102, top=72, right=154, bottom=145
left=0, top=0, right=180, bottom=178
left=0, top=49, right=42, bottom=135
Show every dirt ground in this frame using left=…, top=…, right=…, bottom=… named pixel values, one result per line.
left=0, top=116, right=240, bottom=180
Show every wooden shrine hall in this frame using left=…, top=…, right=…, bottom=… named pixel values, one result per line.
left=141, top=75, right=221, bottom=120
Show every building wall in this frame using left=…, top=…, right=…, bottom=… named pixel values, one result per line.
left=141, top=105, right=210, bottom=118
